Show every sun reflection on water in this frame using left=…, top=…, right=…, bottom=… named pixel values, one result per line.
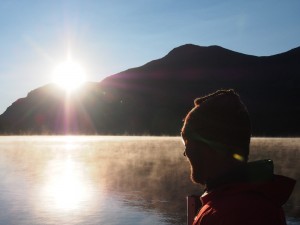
left=40, top=139, right=94, bottom=213
left=43, top=159, right=91, bottom=211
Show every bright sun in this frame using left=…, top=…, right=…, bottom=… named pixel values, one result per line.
left=52, top=60, right=86, bottom=91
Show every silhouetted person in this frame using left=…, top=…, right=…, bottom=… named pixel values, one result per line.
left=181, top=89, right=295, bottom=225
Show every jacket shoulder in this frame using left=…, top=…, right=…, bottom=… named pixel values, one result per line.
left=197, top=187, right=287, bottom=225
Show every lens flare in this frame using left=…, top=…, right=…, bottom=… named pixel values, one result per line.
left=233, top=153, right=244, bottom=162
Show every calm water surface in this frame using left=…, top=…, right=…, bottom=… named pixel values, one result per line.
left=0, top=136, right=299, bottom=225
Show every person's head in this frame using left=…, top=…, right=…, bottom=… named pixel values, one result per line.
left=181, top=89, right=251, bottom=185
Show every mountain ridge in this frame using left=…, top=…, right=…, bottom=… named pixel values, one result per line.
left=0, top=44, right=299, bottom=135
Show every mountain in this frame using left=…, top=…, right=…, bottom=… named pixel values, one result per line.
left=0, top=44, right=299, bottom=135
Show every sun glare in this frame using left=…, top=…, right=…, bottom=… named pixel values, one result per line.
left=52, top=60, right=86, bottom=92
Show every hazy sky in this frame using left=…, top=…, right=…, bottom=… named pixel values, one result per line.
left=0, top=0, right=299, bottom=114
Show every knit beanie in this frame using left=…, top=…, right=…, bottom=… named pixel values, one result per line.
left=181, top=89, right=251, bottom=161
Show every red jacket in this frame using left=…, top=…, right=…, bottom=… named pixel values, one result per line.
left=193, top=168, right=295, bottom=225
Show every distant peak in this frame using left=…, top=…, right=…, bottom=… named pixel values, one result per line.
left=172, top=44, right=224, bottom=50
left=176, top=43, right=200, bottom=48
left=170, top=44, right=205, bottom=51
left=165, top=44, right=233, bottom=59
left=166, top=44, right=203, bottom=57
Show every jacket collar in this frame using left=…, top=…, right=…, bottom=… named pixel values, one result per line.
left=205, top=159, right=274, bottom=191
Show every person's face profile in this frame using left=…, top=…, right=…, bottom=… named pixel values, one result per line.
left=182, top=138, right=204, bottom=158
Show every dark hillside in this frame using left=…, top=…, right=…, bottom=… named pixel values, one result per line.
left=0, top=44, right=299, bottom=135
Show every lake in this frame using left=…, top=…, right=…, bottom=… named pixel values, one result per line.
left=0, top=136, right=299, bottom=225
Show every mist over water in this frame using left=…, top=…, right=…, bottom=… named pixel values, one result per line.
left=0, top=136, right=299, bottom=225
